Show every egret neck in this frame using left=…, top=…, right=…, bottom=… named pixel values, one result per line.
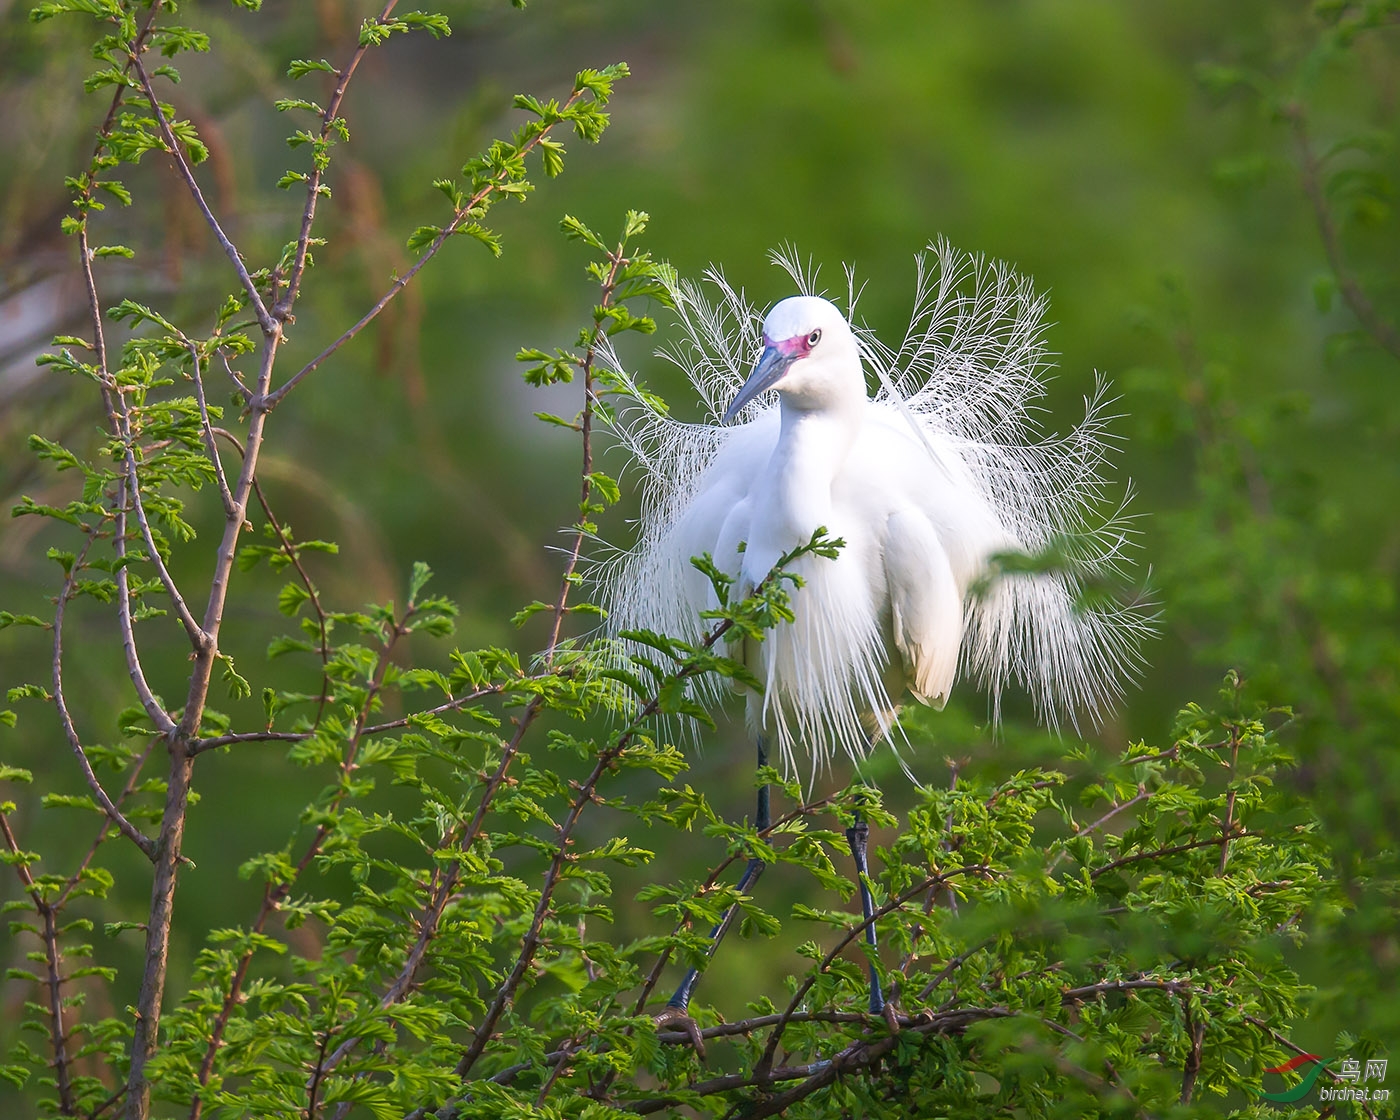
left=744, top=382, right=865, bottom=585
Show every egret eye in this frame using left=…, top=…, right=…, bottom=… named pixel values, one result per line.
left=807, top=329, right=822, bottom=347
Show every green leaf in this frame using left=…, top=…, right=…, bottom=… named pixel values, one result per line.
left=219, top=654, right=251, bottom=701
left=288, top=58, right=337, bottom=79
left=278, top=581, right=311, bottom=616
left=560, top=214, right=607, bottom=251
left=0, top=612, right=48, bottom=631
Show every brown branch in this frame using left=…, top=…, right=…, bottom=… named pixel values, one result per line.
left=359, top=686, right=505, bottom=737
left=629, top=794, right=839, bottom=1018
left=454, top=595, right=764, bottom=1082
left=1048, top=786, right=1149, bottom=872
left=325, top=237, right=634, bottom=1083
left=1288, top=106, right=1400, bottom=362
left=0, top=812, right=76, bottom=1115
left=71, top=25, right=206, bottom=655
left=112, top=483, right=177, bottom=738
left=278, top=2, right=401, bottom=318
left=127, top=53, right=273, bottom=335
left=305, top=1030, right=332, bottom=1120
left=754, top=864, right=996, bottom=1080
left=262, top=88, right=593, bottom=412
left=1218, top=730, right=1240, bottom=875
left=56, top=737, right=158, bottom=912
left=88, top=1085, right=128, bottom=1120
left=190, top=729, right=308, bottom=754
left=421, top=1005, right=1010, bottom=1118
left=1181, top=997, right=1205, bottom=1104
left=190, top=611, right=414, bottom=1118
left=916, top=937, right=994, bottom=1001
left=130, top=218, right=284, bottom=1120
left=1089, top=830, right=1242, bottom=879
left=1243, top=1014, right=1380, bottom=1120
left=185, top=341, right=236, bottom=516
left=217, top=348, right=251, bottom=397
left=51, top=537, right=156, bottom=860
left=632, top=1005, right=1011, bottom=1119
left=250, top=476, right=331, bottom=724
left=542, top=252, right=623, bottom=659
left=1, top=731, right=153, bottom=1116
left=451, top=974, right=1203, bottom=1113
left=190, top=681, right=508, bottom=755
left=1061, top=977, right=1191, bottom=1002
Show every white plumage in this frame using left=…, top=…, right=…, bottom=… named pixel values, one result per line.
left=598, top=240, right=1150, bottom=778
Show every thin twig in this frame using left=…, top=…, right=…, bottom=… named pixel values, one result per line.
left=1181, top=996, right=1205, bottom=1104
left=56, top=738, right=158, bottom=912
left=0, top=813, right=76, bottom=1115
left=192, top=611, right=415, bottom=1118
left=1048, top=786, right=1149, bottom=872
left=113, top=482, right=177, bottom=737
left=1089, top=831, right=1242, bottom=879
left=916, top=938, right=994, bottom=1001
left=184, top=340, right=236, bottom=516
left=128, top=53, right=273, bottom=335
left=263, top=88, right=593, bottom=411
left=278, top=2, right=400, bottom=318
left=1288, top=105, right=1400, bottom=362
left=331, top=239, right=633, bottom=1077
left=1218, top=729, right=1240, bottom=875
left=51, top=536, right=156, bottom=859
left=217, top=348, right=250, bottom=397
left=305, top=1030, right=333, bottom=1120
left=630, top=794, right=839, bottom=1017
left=754, top=864, right=996, bottom=1080
left=455, top=572, right=788, bottom=1081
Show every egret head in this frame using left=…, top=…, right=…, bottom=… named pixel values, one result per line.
left=721, top=296, right=864, bottom=424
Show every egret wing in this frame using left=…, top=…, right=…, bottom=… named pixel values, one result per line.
left=883, top=508, right=963, bottom=709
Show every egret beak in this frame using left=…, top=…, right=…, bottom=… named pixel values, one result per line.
left=722, top=344, right=794, bottom=424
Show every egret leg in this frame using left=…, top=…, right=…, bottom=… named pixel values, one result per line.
left=845, top=809, right=886, bottom=1015
left=663, top=738, right=771, bottom=1016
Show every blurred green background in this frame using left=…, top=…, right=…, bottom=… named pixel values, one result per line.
left=2, top=0, right=1397, bottom=1101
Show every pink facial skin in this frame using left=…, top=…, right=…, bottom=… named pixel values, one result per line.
left=766, top=332, right=816, bottom=360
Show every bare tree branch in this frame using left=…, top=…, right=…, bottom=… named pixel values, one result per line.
left=1047, top=785, right=1149, bottom=872
left=184, top=341, right=236, bottom=517
left=754, top=864, right=996, bottom=1080
left=278, top=1, right=401, bottom=318
left=262, top=87, right=595, bottom=412
left=1288, top=106, right=1400, bottom=362
left=1181, top=996, right=1206, bottom=1104
left=191, top=608, right=415, bottom=1118
left=113, top=484, right=178, bottom=738
left=0, top=812, right=76, bottom=1115
left=1090, top=830, right=1242, bottom=879
left=51, top=538, right=156, bottom=860
left=128, top=53, right=274, bottom=336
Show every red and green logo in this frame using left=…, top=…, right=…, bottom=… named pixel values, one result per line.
left=1257, top=1054, right=1334, bottom=1103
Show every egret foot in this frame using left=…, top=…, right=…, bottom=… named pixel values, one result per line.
left=652, top=1004, right=706, bottom=1059
left=845, top=812, right=886, bottom=1015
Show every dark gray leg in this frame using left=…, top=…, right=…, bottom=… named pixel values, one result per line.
left=666, top=737, right=770, bottom=1014
left=846, top=809, right=885, bottom=1014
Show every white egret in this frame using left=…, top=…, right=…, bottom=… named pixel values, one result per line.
left=599, top=240, right=1149, bottom=1019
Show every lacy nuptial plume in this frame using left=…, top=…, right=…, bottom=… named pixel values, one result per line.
left=596, top=239, right=1153, bottom=779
